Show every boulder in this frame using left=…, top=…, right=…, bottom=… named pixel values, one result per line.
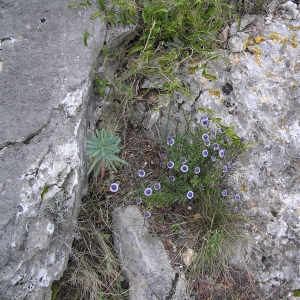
left=113, top=206, right=187, bottom=300
left=0, top=1, right=105, bottom=299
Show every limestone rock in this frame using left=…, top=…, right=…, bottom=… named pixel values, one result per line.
left=282, top=1, right=299, bottom=19
left=112, top=206, right=187, bottom=300
left=0, top=1, right=107, bottom=299
left=228, top=33, right=250, bottom=53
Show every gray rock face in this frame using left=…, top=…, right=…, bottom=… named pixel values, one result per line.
left=113, top=206, right=187, bottom=300
left=0, top=1, right=106, bottom=299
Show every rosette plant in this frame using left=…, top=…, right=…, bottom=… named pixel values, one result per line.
left=86, top=129, right=127, bottom=180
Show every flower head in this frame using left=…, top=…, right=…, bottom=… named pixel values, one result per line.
left=219, top=127, right=225, bottom=133
left=180, top=157, right=187, bottom=164
left=201, top=119, right=208, bottom=126
left=136, top=198, right=142, bottom=205
left=240, top=137, right=245, bottom=142
left=175, top=117, right=181, bottom=122
left=226, top=201, right=231, bottom=206
left=138, top=170, right=146, bottom=177
left=222, top=166, right=228, bottom=173
left=202, top=114, right=208, bottom=120
left=161, top=153, right=167, bottom=159
left=177, top=144, right=182, bottom=149
left=219, top=149, right=225, bottom=158
left=110, top=183, right=119, bottom=192
left=167, top=138, right=175, bottom=146
left=154, top=183, right=161, bottom=190
left=213, top=143, right=219, bottom=150
left=235, top=194, right=241, bottom=201
left=202, top=133, right=209, bottom=141
left=187, top=191, right=194, bottom=199
left=144, top=188, right=152, bottom=196
left=222, top=189, right=227, bottom=197
left=194, top=167, right=200, bottom=174
left=211, top=156, right=216, bottom=162
left=170, top=132, right=175, bottom=137
left=181, top=165, right=188, bottom=173
left=160, top=162, right=166, bottom=167
left=211, top=130, right=217, bottom=137
left=234, top=206, right=239, bottom=213
left=204, top=140, right=210, bottom=146
left=145, top=211, right=151, bottom=218
left=167, top=161, right=174, bottom=169
left=228, top=162, right=232, bottom=168
left=169, top=175, right=175, bottom=182
left=194, top=126, right=199, bottom=131
left=202, top=149, right=209, bottom=157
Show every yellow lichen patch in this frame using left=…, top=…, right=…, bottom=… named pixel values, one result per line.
left=269, top=32, right=282, bottom=43
left=280, top=37, right=289, bottom=45
left=240, top=183, right=247, bottom=193
left=289, top=25, right=300, bottom=31
left=208, top=89, right=221, bottom=99
left=257, top=95, right=270, bottom=104
left=291, top=34, right=298, bottom=48
left=243, top=51, right=248, bottom=58
left=279, top=116, right=287, bottom=125
left=291, top=80, right=297, bottom=89
left=254, top=36, right=266, bottom=44
left=266, top=72, right=279, bottom=77
left=274, top=56, right=282, bottom=64
left=253, top=46, right=263, bottom=67
left=252, top=88, right=260, bottom=93
left=244, top=36, right=254, bottom=48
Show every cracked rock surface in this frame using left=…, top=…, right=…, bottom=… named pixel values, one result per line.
left=0, top=1, right=105, bottom=299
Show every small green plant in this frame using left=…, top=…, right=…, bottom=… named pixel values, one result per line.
left=294, top=289, right=300, bottom=297
left=172, top=224, right=182, bottom=233
left=86, top=128, right=127, bottom=180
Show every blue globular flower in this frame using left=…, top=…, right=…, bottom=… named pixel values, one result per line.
left=211, top=156, right=216, bottom=162
left=180, top=157, right=187, bottom=164
left=211, top=130, right=217, bottom=137
left=202, top=133, right=209, bottom=141
left=202, top=149, right=209, bottom=157
left=167, top=138, right=175, bottom=146
left=161, top=153, right=167, bottom=159
left=194, top=126, right=199, bottom=131
left=181, top=165, right=188, bottom=173
left=145, top=211, right=151, bottom=218
left=154, top=158, right=159, bottom=163
left=175, top=117, right=181, bottom=122
left=224, top=136, right=228, bottom=142
left=222, top=166, right=228, bottom=173
left=154, top=183, right=161, bottom=191
left=187, top=191, right=194, bottom=199
left=219, top=127, right=225, bottom=133
left=144, top=188, right=152, bottom=196
left=136, top=198, right=142, bottom=205
left=226, top=201, right=231, bottom=206
left=235, top=194, right=241, bottom=201
left=183, top=138, right=188, bottom=143
left=194, top=167, right=200, bottom=174
left=138, top=170, right=146, bottom=177
left=219, top=149, right=225, bottom=158
left=240, top=137, right=245, bottom=142
left=169, top=176, right=175, bottom=182
left=170, top=132, right=175, bottom=137
left=178, top=144, right=182, bottom=149
left=210, top=183, right=215, bottom=187
left=213, top=143, right=219, bottom=150
left=160, top=162, right=166, bottom=167
left=228, top=162, right=232, bottom=168
left=200, top=185, right=205, bottom=190
left=201, top=119, right=208, bottom=126
left=204, top=140, right=210, bottom=146
left=234, top=206, right=239, bottom=213
left=222, top=189, right=227, bottom=197
left=110, top=183, right=119, bottom=192
left=203, top=114, right=208, bottom=120
left=167, top=161, right=174, bottom=169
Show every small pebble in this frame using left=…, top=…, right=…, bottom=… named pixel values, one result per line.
left=187, top=206, right=192, bottom=210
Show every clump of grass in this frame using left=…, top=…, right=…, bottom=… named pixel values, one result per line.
left=51, top=185, right=127, bottom=300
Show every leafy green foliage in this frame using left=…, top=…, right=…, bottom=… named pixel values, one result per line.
left=86, top=129, right=127, bottom=177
